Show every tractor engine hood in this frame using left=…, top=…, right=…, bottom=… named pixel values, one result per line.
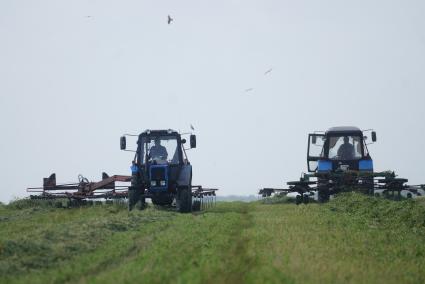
left=149, top=164, right=169, bottom=191
left=317, top=159, right=373, bottom=173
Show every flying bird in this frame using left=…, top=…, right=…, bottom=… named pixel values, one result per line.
left=167, top=15, right=173, bottom=24
left=190, top=124, right=195, bottom=131
left=264, top=68, right=273, bottom=75
left=245, top=88, right=254, bottom=92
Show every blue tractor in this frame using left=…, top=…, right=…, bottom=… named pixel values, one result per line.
left=120, top=129, right=215, bottom=212
left=260, top=126, right=383, bottom=203
left=307, top=126, right=377, bottom=201
left=260, top=126, right=425, bottom=203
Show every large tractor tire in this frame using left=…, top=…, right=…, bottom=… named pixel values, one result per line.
left=138, top=195, right=146, bottom=210
left=318, top=186, right=330, bottom=203
left=128, top=186, right=145, bottom=211
left=177, top=187, right=192, bottom=213
left=128, top=187, right=138, bottom=211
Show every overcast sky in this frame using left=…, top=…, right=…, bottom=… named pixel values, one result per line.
left=1, top=0, right=424, bottom=202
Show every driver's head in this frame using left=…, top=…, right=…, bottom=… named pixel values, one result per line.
left=343, top=136, right=350, bottom=144
left=154, top=138, right=161, bottom=146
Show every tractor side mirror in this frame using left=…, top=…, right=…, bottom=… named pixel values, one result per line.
left=372, top=131, right=377, bottom=142
left=181, top=138, right=187, bottom=144
left=120, top=136, right=126, bottom=150
left=312, top=135, right=317, bottom=144
left=190, top=135, right=196, bottom=148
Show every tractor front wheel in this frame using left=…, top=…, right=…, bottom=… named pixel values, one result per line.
left=318, top=186, right=330, bottom=203
left=177, top=187, right=192, bottom=213
left=128, top=187, right=138, bottom=211
left=138, top=195, right=146, bottom=210
left=128, top=186, right=145, bottom=211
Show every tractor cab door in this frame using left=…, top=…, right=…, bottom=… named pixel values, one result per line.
left=307, top=133, right=325, bottom=172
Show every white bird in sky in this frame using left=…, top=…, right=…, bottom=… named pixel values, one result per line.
left=168, top=15, right=173, bottom=24
left=245, top=88, right=254, bottom=92
left=264, top=68, right=273, bottom=75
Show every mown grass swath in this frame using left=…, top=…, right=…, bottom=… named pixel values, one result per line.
left=1, top=194, right=424, bottom=283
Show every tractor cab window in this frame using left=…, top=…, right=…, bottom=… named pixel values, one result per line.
left=309, top=135, right=325, bottom=158
left=328, top=135, right=363, bottom=160
left=140, top=136, right=180, bottom=165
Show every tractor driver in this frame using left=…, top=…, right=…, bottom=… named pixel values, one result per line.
left=337, top=136, right=355, bottom=160
left=149, top=138, right=168, bottom=161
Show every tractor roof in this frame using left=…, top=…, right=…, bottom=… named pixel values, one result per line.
left=140, top=129, right=179, bottom=137
left=326, top=126, right=362, bottom=135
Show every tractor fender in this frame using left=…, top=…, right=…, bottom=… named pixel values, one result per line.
left=177, top=164, right=192, bottom=187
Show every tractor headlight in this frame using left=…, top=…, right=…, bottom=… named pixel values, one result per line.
left=160, top=180, right=166, bottom=186
left=151, top=181, right=156, bottom=186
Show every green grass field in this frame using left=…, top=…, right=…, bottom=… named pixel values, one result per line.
left=1, top=194, right=425, bottom=284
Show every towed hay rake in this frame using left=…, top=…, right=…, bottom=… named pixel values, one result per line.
left=260, top=171, right=425, bottom=204
left=260, top=126, right=425, bottom=204
left=192, top=186, right=218, bottom=211
left=27, top=173, right=218, bottom=210
left=27, top=173, right=131, bottom=202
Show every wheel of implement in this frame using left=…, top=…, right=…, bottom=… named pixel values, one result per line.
left=192, top=200, right=201, bottom=211
left=303, top=194, right=310, bottom=204
left=67, top=199, right=80, bottom=208
left=295, top=195, right=303, bottom=205
left=177, top=187, right=192, bottom=213
left=361, top=176, right=375, bottom=195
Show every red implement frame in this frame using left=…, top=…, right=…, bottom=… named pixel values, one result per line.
left=27, top=173, right=131, bottom=200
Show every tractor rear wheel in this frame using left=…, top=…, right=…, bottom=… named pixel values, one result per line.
left=177, top=187, right=192, bottom=213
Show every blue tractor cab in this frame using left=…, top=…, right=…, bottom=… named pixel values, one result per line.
left=307, top=126, right=376, bottom=173
left=307, top=126, right=377, bottom=201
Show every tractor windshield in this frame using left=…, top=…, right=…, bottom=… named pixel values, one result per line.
left=328, top=135, right=363, bottom=160
left=139, top=136, right=180, bottom=165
